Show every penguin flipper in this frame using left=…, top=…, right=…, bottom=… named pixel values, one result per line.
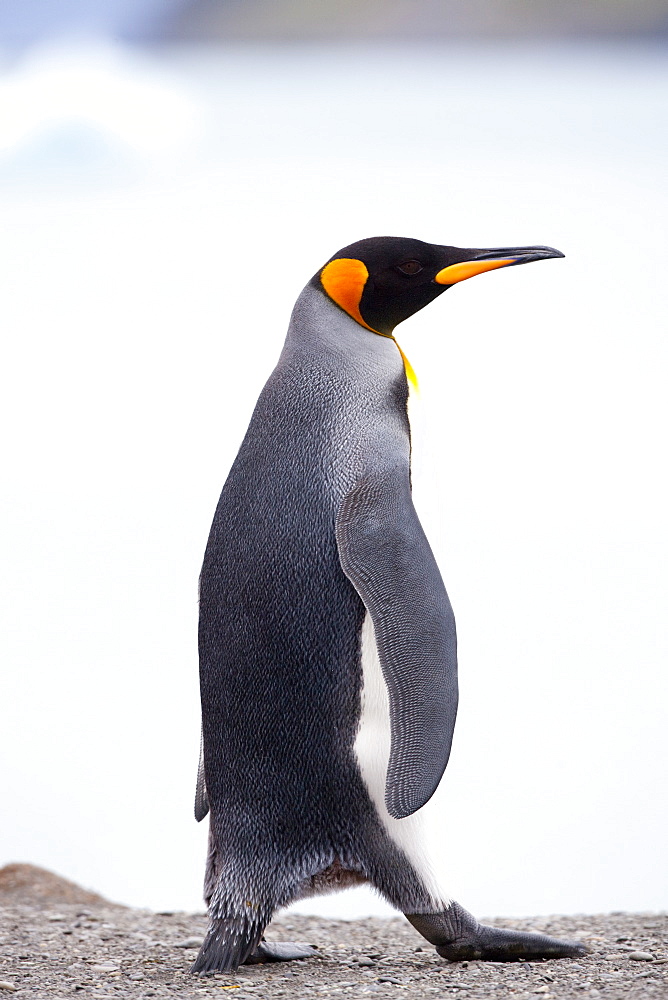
left=336, top=472, right=458, bottom=821
left=194, top=730, right=209, bottom=822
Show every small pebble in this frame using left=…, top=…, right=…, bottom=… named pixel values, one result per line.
left=357, top=958, right=375, bottom=967
left=628, top=951, right=654, bottom=961
left=0, top=985, right=17, bottom=994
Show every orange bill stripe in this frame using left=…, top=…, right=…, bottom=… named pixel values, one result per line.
left=434, top=258, right=518, bottom=285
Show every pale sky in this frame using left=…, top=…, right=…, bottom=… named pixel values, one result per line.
left=1, top=39, right=666, bottom=919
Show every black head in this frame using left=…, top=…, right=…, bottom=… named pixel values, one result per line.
left=312, top=235, right=564, bottom=337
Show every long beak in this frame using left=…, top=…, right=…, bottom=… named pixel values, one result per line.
left=434, top=245, right=564, bottom=285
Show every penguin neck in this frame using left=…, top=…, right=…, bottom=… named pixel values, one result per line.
left=282, top=284, right=406, bottom=393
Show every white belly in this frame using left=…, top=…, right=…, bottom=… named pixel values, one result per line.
left=354, top=611, right=449, bottom=909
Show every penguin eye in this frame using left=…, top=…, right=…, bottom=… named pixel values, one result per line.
left=397, top=260, right=423, bottom=276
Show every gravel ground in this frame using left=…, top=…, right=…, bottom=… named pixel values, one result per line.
left=1, top=865, right=666, bottom=999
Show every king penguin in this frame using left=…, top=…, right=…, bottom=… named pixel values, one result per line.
left=192, top=236, right=586, bottom=974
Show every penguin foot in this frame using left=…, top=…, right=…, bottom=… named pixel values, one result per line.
left=406, top=903, right=588, bottom=962
left=244, top=940, right=317, bottom=964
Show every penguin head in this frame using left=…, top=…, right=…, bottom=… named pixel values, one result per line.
left=314, top=236, right=564, bottom=338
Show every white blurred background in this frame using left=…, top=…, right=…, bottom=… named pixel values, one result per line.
left=1, top=1, right=667, bottom=919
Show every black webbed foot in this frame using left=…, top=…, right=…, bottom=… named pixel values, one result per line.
left=406, top=902, right=587, bottom=962
left=243, top=940, right=317, bottom=964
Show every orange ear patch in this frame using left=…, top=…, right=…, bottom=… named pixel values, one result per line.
left=320, top=258, right=378, bottom=333
left=320, top=257, right=417, bottom=390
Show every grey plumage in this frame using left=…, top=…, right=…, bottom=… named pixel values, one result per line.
left=195, top=285, right=447, bottom=971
